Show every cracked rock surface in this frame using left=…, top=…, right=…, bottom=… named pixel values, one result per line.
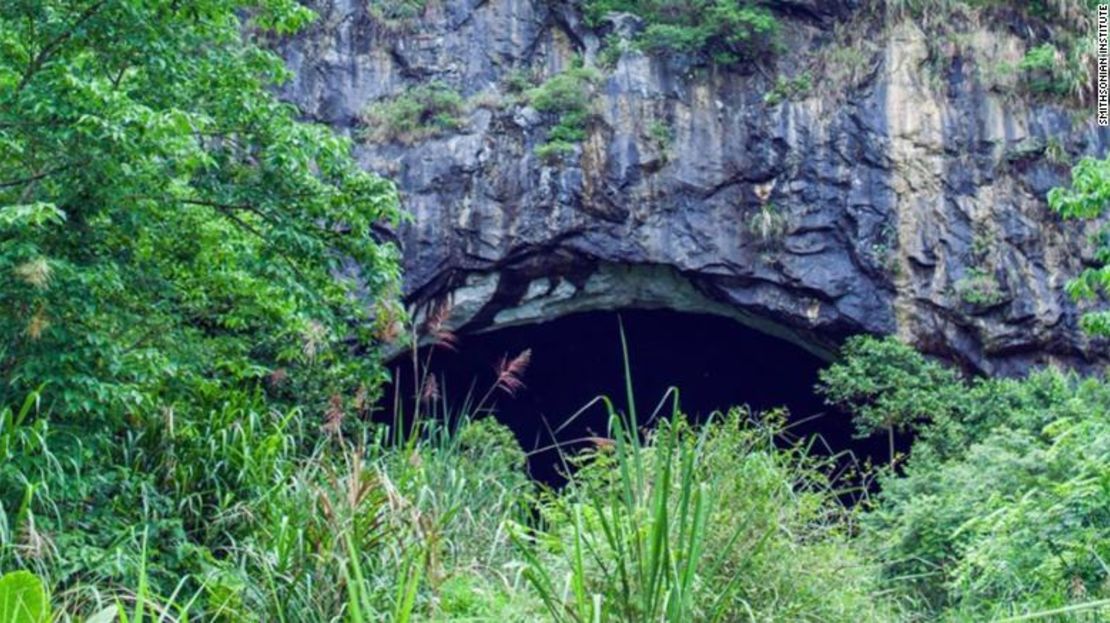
left=278, top=0, right=1110, bottom=374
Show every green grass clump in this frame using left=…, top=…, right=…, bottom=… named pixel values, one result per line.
left=954, top=267, right=1006, bottom=308
left=764, top=72, right=813, bottom=105
left=1017, top=40, right=1092, bottom=100
left=526, top=63, right=602, bottom=161
left=361, top=82, right=465, bottom=144
left=517, top=410, right=891, bottom=622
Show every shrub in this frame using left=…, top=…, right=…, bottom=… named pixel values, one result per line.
left=1020, top=43, right=1070, bottom=96
left=361, top=82, right=465, bottom=143
left=585, top=0, right=780, bottom=66
left=1051, top=155, right=1110, bottom=335
left=954, top=267, right=1006, bottom=308
left=764, top=72, right=814, bottom=105
left=823, top=336, right=1110, bottom=619
left=819, top=336, right=963, bottom=462
left=746, top=202, right=789, bottom=243
left=526, top=63, right=601, bottom=161
left=368, top=0, right=427, bottom=22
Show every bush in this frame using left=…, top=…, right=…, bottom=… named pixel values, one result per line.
left=585, top=0, right=779, bottom=66
left=823, top=337, right=1110, bottom=619
left=764, top=72, right=813, bottom=105
left=361, top=82, right=465, bottom=143
left=954, top=267, right=1006, bottom=308
left=526, top=64, right=601, bottom=161
left=368, top=0, right=427, bottom=22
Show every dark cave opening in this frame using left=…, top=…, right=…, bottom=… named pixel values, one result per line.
left=384, top=308, right=904, bottom=485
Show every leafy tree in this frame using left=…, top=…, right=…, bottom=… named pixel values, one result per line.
left=1049, top=155, right=1110, bottom=335
left=0, top=0, right=404, bottom=418
left=818, top=336, right=962, bottom=462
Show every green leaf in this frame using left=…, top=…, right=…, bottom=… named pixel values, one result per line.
left=0, top=571, right=50, bottom=623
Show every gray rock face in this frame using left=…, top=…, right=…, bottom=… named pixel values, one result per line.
left=278, top=0, right=1110, bottom=374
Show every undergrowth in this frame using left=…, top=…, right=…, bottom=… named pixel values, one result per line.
left=7, top=321, right=1110, bottom=621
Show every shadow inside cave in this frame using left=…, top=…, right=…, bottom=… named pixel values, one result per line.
left=381, top=308, right=905, bottom=486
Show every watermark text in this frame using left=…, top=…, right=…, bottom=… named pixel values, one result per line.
left=1099, top=4, right=1108, bottom=125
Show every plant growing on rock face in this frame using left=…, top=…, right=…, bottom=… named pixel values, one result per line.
left=1044, top=137, right=1069, bottom=165
left=764, top=72, right=813, bottom=105
left=526, top=61, right=601, bottom=162
left=367, top=0, right=428, bottom=24
left=361, top=82, right=465, bottom=144
left=746, top=202, right=789, bottom=245
left=584, top=0, right=780, bottom=67
left=954, top=267, right=1006, bottom=309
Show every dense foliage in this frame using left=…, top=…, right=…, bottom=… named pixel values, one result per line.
left=823, top=337, right=1110, bottom=620
left=0, top=0, right=405, bottom=421
left=4, top=0, right=1110, bottom=622
left=1050, top=155, right=1110, bottom=335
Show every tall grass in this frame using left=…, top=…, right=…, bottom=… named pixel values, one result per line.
left=28, top=326, right=1102, bottom=621
left=510, top=329, right=892, bottom=622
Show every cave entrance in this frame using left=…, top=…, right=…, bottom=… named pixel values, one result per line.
left=386, top=308, right=890, bottom=484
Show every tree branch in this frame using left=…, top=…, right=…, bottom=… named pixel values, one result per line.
left=17, top=0, right=109, bottom=93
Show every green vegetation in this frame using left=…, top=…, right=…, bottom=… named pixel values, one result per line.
left=647, top=120, right=672, bottom=163
left=1014, top=39, right=1092, bottom=100
left=885, top=0, right=1095, bottom=104
left=763, top=72, right=813, bottom=106
left=368, top=0, right=428, bottom=23
left=1050, top=155, right=1110, bottom=335
left=584, top=0, right=779, bottom=66
left=519, top=410, right=891, bottom=622
left=5, top=0, right=1110, bottom=621
left=824, top=336, right=1110, bottom=620
left=954, top=267, right=1007, bottom=308
left=1, top=0, right=404, bottom=419
left=0, top=571, right=49, bottom=623
left=746, top=202, right=789, bottom=244
left=361, top=82, right=466, bottom=143
left=525, top=63, right=601, bottom=161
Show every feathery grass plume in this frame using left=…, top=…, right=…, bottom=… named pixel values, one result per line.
left=323, top=394, right=345, bottom=435
left=25, top=307, right=48, bottom=340
left=422, top=301, right=457, bottom=351
left=353, top=383, right=370, bottom=416
left=301, top=320, right=327, bottom=361
left=13, top=257, right=52, bottom=289
left=374, top=298, right=406, bottom=343
left=420, top=376, right=439, bottom=403
left=494, top=349, right=531, bottom=397
left=267, top=367, right=288, bottom=387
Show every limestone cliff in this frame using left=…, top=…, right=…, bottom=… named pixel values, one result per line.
left=277, top=0, right=1110, bottom=374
